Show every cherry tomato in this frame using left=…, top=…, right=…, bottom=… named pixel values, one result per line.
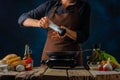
left=98, top=65, right=103, bottom=71
left=98, top=67, right=103, bottom=71
left=103, top=67, right=108, bottom=71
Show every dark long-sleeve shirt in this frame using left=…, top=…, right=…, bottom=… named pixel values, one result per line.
left=18, top=0, right=90, bottom=43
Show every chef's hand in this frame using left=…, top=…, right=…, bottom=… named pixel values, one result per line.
left=38, top=17, right=49, bottom=28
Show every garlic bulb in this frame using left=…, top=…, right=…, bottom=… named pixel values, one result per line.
left=103, top=58, right=113, bottom=71
left=16, top=64, right=25, bottom=72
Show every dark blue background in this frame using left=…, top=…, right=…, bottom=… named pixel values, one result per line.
left=0, top=0, right=120, bottom=66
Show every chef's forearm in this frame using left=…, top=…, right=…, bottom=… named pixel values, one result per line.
left=23, top=18, right=40, bottom=27
left=65, top=28, right=77, bottom=41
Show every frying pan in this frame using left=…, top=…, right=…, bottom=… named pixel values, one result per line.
left=46, top=51, right=80, bottom=58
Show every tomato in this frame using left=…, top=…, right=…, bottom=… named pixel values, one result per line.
left=98, top=66, right=103, bottom=71
left=24, top=57, right=33, bottom=71
left=103, top=67, right=108, bottom=71
left=97, top=65, right=103, bottom=71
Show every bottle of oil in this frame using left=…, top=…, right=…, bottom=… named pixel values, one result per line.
left=23, top=44, right=30, bottom=60
left=23, top=44, right=33, bottom=70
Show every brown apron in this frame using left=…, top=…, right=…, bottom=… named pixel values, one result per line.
left=42, top=6, right=82, bottom=65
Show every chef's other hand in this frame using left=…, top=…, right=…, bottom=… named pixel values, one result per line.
left=39, top=17, right=49, bottom=28
left=60, top=26, right=66, bottom=30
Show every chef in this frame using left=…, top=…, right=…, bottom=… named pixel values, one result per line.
left=18, top=0, right=90, bottom=66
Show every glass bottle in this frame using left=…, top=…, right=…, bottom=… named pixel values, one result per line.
left=23, top=44, right=33, bottom=71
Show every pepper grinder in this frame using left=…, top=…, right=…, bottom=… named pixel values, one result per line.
left=49, top=21, right=66, bottom=36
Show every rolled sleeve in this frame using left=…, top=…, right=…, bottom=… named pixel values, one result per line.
left=18, top=1, right=50, bottom=26
left=18, top=13, right=30, bottom=26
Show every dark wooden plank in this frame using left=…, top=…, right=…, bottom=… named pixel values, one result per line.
left=0, top=66, right=47, bottom=80
left=15, top=71, right=29, bottom=80
left=0, top=71, right=18, bottom=80
left=15, top=67, right=46, bottom=80
left=89, top=70, right=120, bottom=80
left=68, top=67, right=93, bottom=80
left=30, top=66, right=48, bottom=80
left=41, top=68, right=68, bottom=80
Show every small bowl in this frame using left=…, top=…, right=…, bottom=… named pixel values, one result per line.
left=89, top=65, right=98, bottom=70
left=0, top=64, right=8, bottom=72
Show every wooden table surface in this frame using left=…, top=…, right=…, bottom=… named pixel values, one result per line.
left=0, top=66, right=120, bottom=80
left=90, top=70, right=120, bottom=80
